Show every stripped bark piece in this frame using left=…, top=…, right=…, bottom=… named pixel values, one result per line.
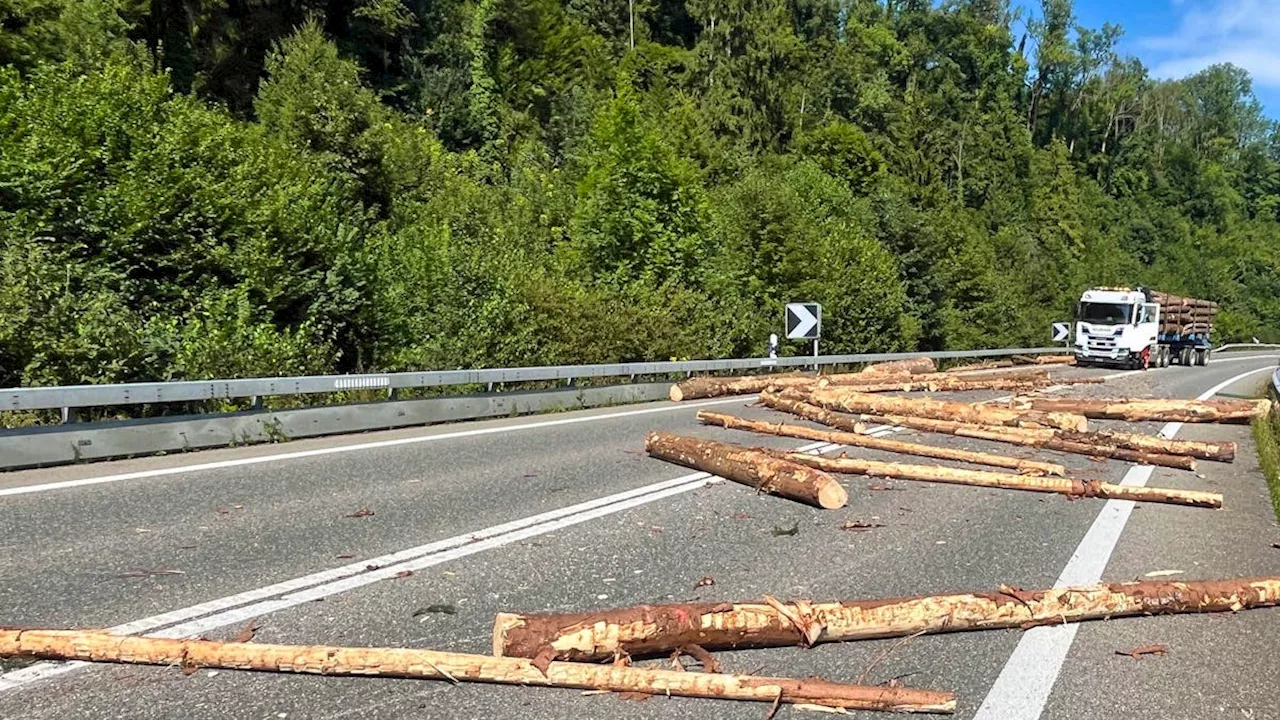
left=0, top=629, right=954, bottom=714
left=697, top=410, right=1066, bottom=476
left=791, top=387, right=1088, bottom=432
left=669, top=373, right=816, bottom=402
left=644, top=432, right=847, bottom=509
left=492, top=577, right=1280, bottom=662
left=1005, top=397, right=1269, bottom=424
left=774, top=452, right=1220, bottom=508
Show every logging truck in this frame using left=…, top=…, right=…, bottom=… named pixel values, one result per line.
left=1073, top=287, right=1217, bottom=369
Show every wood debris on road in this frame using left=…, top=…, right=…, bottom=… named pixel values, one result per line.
left=0, top=629, right=956, bottom=714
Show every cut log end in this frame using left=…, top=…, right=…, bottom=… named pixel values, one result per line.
left=818, top=482, right=850, bottom=510
left=669, top=385, right=684, bottom=402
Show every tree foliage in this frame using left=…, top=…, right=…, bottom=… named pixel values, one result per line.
left=3, top=0, right=1280, bottom=387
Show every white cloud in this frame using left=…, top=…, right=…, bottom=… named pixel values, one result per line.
left=1136, top=0, right=1280, bottom=90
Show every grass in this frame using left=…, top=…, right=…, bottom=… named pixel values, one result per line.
left=1251, top=406, right=1280, bottom=523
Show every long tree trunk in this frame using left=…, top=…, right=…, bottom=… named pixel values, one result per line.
left=1057, top=428, right=1234, bottom=462
left=816, top=376, right=1102, bottom=393
left=493, top=576, right=1280, bottom=662
left=851, top=412, right=1198, bottom=470
left=773, top=452, right=1220, bottom=508
left=858, top=358, right=937, bottom=376
left=696, top=411, right=1066, bottom=476
left=669, top=373, right=815, bottom=402
left=0, top=630, right=954, bottom=714
left=644, top=432, right=847, bottom=509
left=791, top=388, right=1089, bottom=432
left=1006, top=397, right=1268, bottom=424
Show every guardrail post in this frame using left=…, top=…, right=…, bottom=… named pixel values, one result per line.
left=565, top=377, right=575, bottom=387
left=250, top=396, right=264, bottom=411
left=59, top=407, right=77, bottom=425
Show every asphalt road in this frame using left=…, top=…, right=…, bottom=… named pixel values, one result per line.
left=1, top=353, right=1278, bottom=720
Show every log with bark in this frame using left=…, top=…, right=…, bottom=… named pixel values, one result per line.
left=758, top=390, right=1213, bottom=469
left=853, top=413, right=1197, bottom=471
left=493, top=576, right=1280, bottom=662
left=858, top=357, right=938, bottom=376
left=0, top=630, right=954, bottom=714
left=696, top=410, right=1067, bottom=476
left=816, top=376, right=1102, bottom=393
left=789, top=387, right=1089, bottom=432
left=669, top=373, right=816, bottom=402
left=644, top=432, right=847, bottom=509
left=773, top=452, right=1220, bottom=508
left=1031, top=355, right=1076, bottom=365
left=1005, top=397, right=1269, bottom=424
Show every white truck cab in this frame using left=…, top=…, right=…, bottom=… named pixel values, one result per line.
left=1074, top=288, right=1160, bottom=369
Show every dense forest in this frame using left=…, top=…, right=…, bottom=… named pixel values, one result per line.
left=2, top=0, right=1279, bottom=387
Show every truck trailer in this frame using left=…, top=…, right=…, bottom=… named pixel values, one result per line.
left=1073, top=287, right=1217, bottom=369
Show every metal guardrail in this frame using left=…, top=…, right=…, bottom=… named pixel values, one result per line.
left=1, top=347, right=1066, bottom=413
left=1217, top=343, right=1280, bottom=352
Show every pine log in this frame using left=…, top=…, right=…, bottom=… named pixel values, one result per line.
left=1007, top=397, right=1269, bottom=424
left=816, top=376, right=1101, bottom=393
left=696, top=411, right=1066, bottom=476
left=791, top=387, right=1089, bottom=432
left=856, top=414, right=1197, bottom=471
left=775, top=452, right=1219, bottom=508
left=757, top=391, right=1197, bottom=470
left=669, top=373, right=815, bottom=402
left=858, top=358, right=937, bottom=376
left=1032, top=355, right=1076, bottom=365
left=0, top=630, right=954, bottom=714
left=1058, top=429, right=1235, bottom=462
left=644, top=432, right=847, bottom=509
left=493, top=576, right=1280, bottom=662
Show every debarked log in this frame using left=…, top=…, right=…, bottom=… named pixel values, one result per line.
left=1006, top=397, right=1269, bottom=424
left=669, top=373, right=815, bottom=402
left=696, top=410, right=1066, bottom=476
left=493, top=576, right=1280, bottom=662
left=790, top=387, right=1089, bottom=432
left=0, top=630, right=955, bottom=714
left=644, top=432, right=847, bottom=509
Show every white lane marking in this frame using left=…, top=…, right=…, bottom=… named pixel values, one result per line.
left=972, top=363, right=1274, bottom=720
left=0, top=426, right=908, bottom=692
left=0, top=396, right=755, bottom=498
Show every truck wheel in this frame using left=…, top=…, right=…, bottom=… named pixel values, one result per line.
left=1181, top=347, right=1193, bottom=366
left=1159, top=347, right=1170, bottom=367
left=1194, top=349, right=1207, bottom=366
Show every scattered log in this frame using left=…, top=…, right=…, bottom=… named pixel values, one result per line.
left=1058, top=429, right=1235, bottom=463
left=644, top=432, right=847, bottom=509
left=791, top=387, right=1088, bottom=432
left=0, top=630, right=954, bottom=714
left=669, top=373, right=815, bottom=402
left=775, top=452, right=1220, bottom=508
left=858, top=358, right=937, bottom=376
left=855, top=414, right=1197, bottom=471
left=757, top=391, right=1195, bottom=470
left=1031, top=355, right=1076, bottom=365
left=1006, top=397, right=1269, bottom=424
left=493, top=576, right=1280, bottom=662
left=817, top=376, right=1102, bottom=393
left=944, top=360, right=1013, bottom=373
left=696, top=410, right=1066, bottom=476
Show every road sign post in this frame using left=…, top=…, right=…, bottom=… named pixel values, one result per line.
left=786, top=303, right=822, bottom=369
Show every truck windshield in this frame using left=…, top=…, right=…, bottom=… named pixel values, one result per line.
left=1079, top=302, right=1132, bottom=325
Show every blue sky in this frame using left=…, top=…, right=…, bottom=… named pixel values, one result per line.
left=1065, top=0, right=1280, bottom=116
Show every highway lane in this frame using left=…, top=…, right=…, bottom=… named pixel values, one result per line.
left=0, top=353, right=1277, bottom=719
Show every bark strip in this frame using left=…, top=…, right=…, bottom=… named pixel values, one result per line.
left=644, top=432, right=847, bottom=509
left=696, top=410, right=1066, bottom=476
left=493, top=576, right=1280, bottom=662
left=669, top=373, right=815, bottom=402
left=775, top=452, right=1220, bottom=508
left=790, top=387, right=1089, bottom=432
left=1005, top=397, right=1269, bottom=424
left=0, top=630, right=954, bottom=714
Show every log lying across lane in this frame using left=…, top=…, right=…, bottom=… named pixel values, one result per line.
left=759, top=390, right=1221, bottom=467
left=816, top=375, right=1103, bottom=393
left=773, top=451, right=1220, bottom=508
left=858, top=357, right=937, bottom=376
left=669, top=373, right=815, bottom=402
left=696, top=410, right=1067, bottom=476
left=0, top=630, right=955, bottom=714
left=787, top=387, right=1089, bottom=432
left=644, top=432, right=847, bottom=509
left=1005, top=397, right=1269, bottom=424
left=494, top=576, right=1280, bottom=662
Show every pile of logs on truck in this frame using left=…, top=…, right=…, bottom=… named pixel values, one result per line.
left=4, top=355, right=1275, bottom=715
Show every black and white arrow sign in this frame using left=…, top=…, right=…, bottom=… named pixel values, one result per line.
left=786, top=303, right=821, bottom=340
left=1052, top=322, right=1070, bottom=342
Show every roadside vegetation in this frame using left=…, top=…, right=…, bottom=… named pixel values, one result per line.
left=1252, top=404, right=1280, bottom=522
left=4, top=0, right=1280, bottom=389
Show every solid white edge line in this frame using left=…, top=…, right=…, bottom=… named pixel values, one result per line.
left=0, top=396, right=755, bottom=498
left=970, top=363, right=1275, bottom=720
